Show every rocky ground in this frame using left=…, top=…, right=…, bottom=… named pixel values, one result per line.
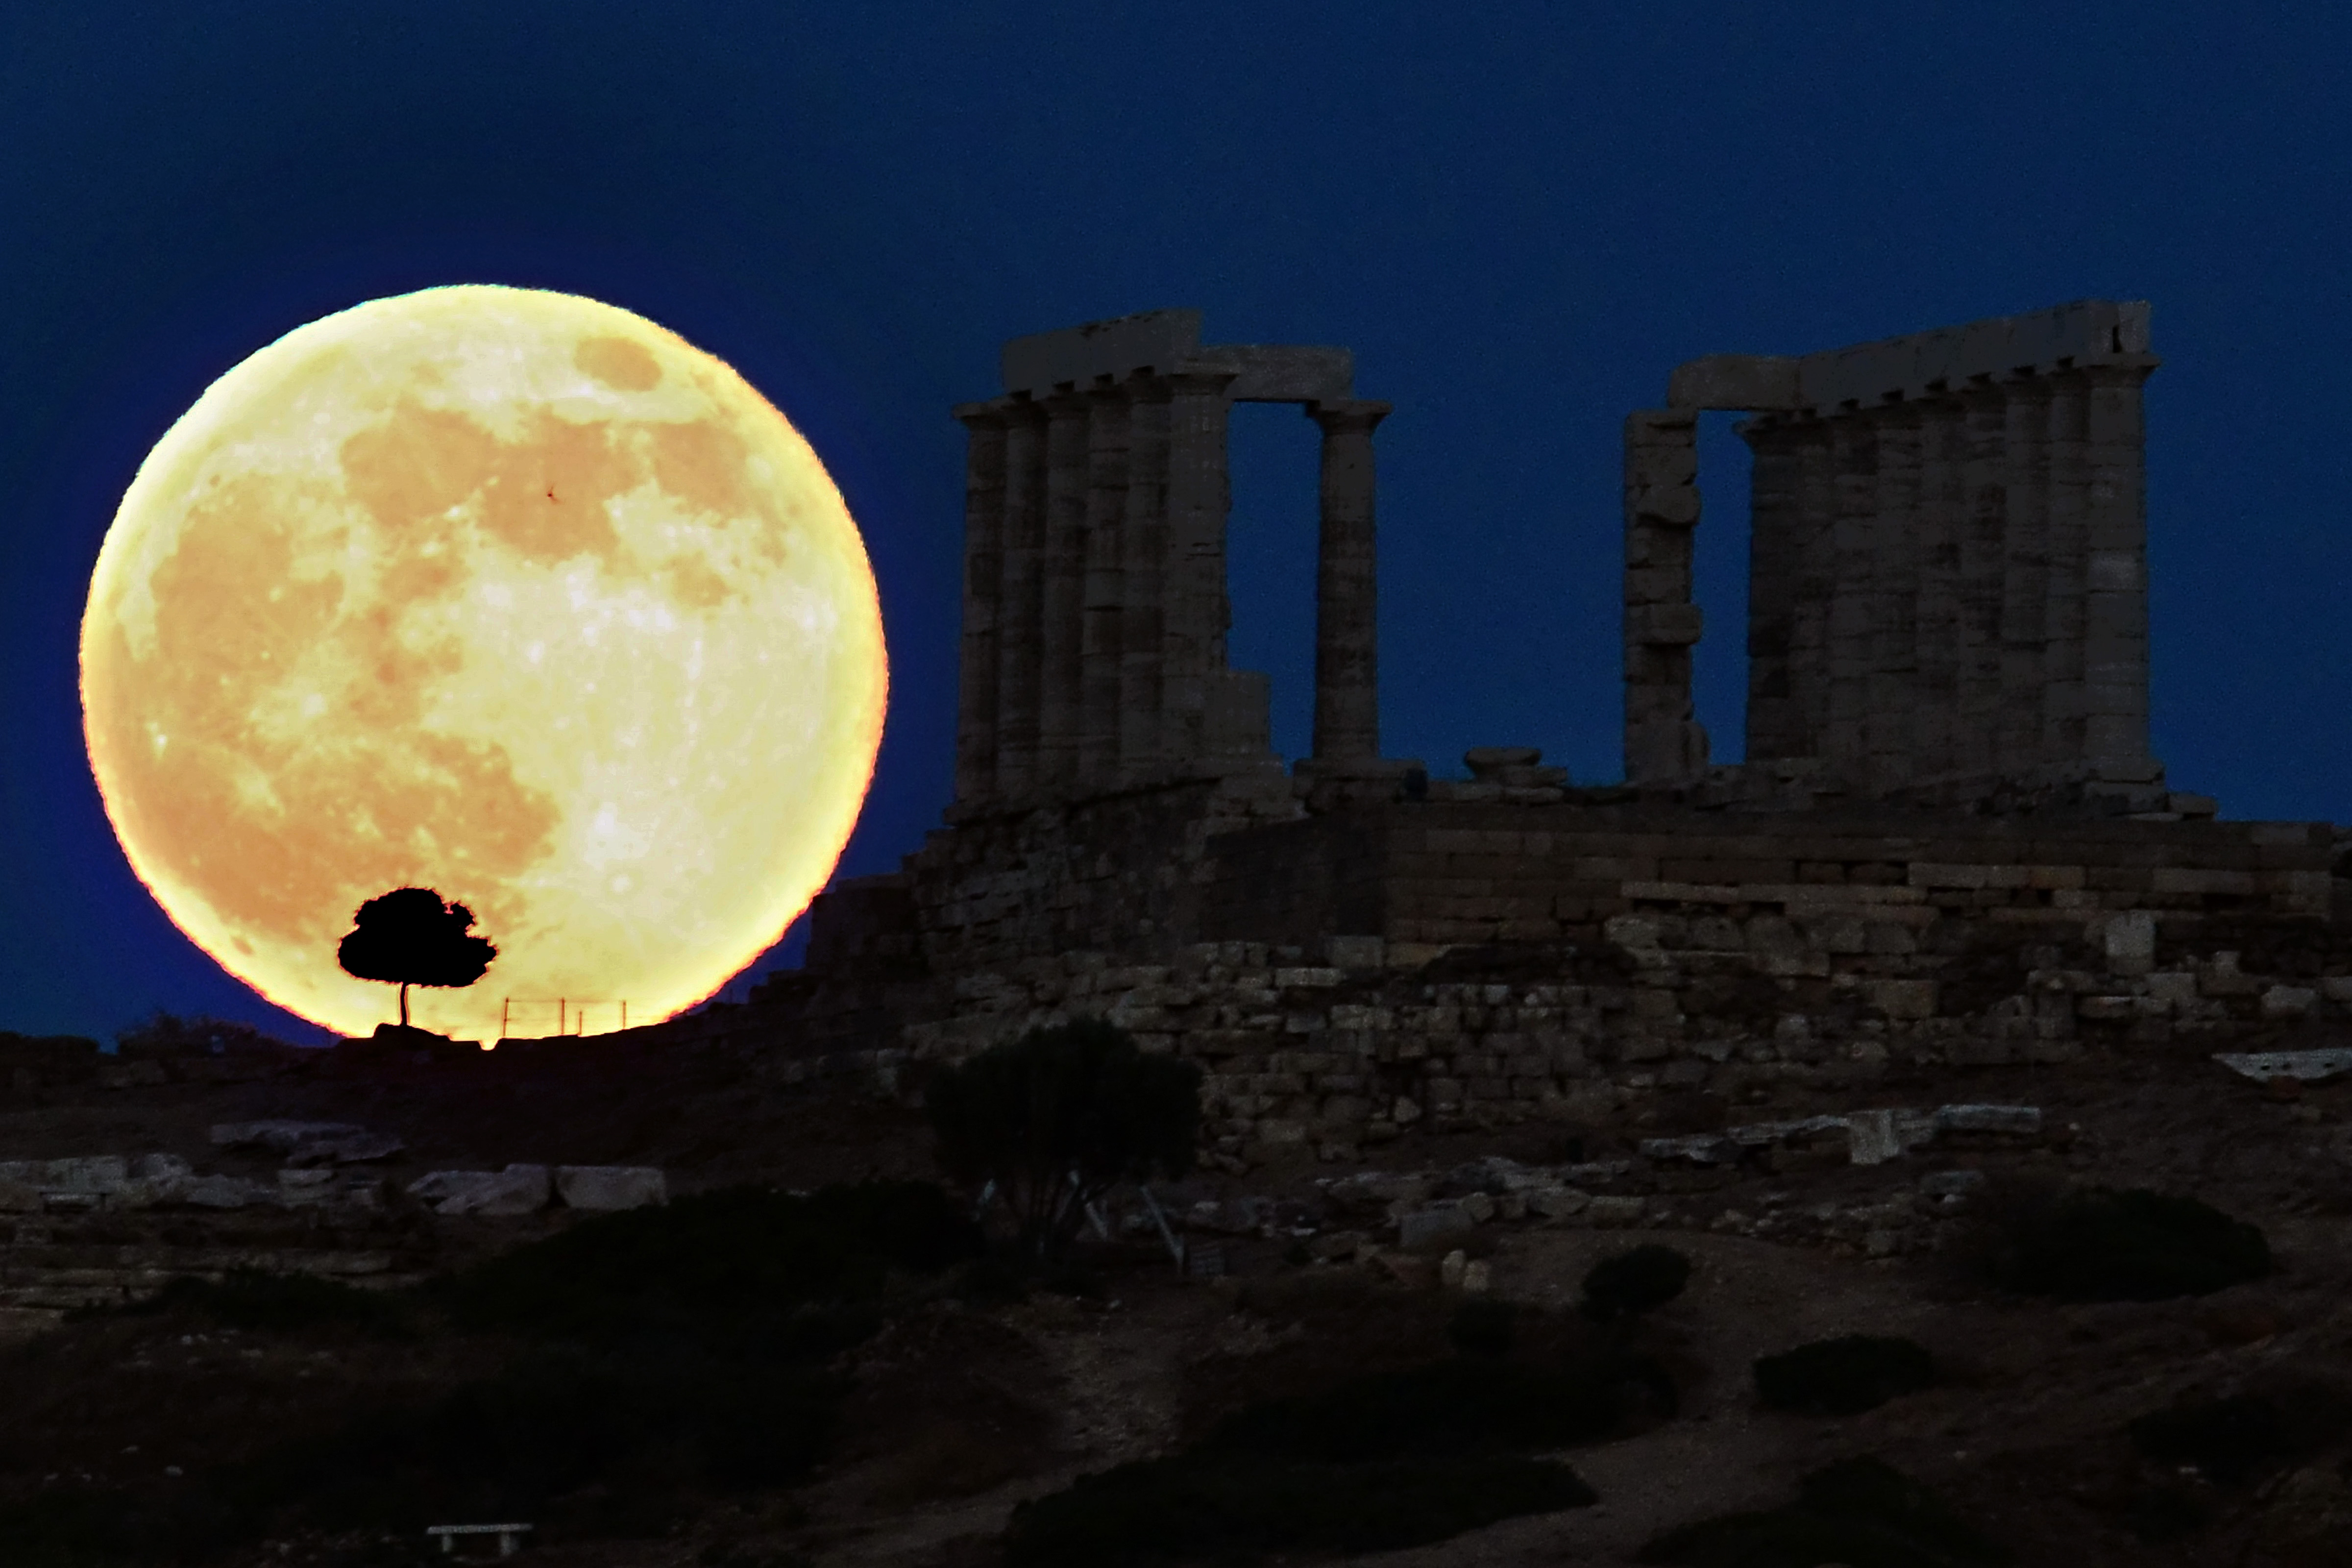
left=2, top=1019, right=2350, bottom=1567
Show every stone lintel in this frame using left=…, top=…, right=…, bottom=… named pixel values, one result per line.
left=1000, top=312, right=1356, bottom=404
left=1680, top=300, right=2157, bottom=416
left=1002, top=309, right=1204, bottom=397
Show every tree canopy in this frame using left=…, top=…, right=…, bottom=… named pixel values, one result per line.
left=337, top=887, right=497, bottom=1029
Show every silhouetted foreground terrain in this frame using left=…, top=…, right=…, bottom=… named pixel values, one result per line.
left=4, top=1018, right=2352, bottom=1566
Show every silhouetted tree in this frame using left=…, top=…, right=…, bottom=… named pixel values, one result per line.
left=925, top=1018, right=1202, bottom=1262
left=337, top=887, right=497, bottom=1029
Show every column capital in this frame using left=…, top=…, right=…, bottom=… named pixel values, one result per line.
left=1040, top=385, right=1092, bottom=418
left=1123, top=368, right=1176, bottom=403
left=1165, top=367, right=1239, bottom=399
left=952, top=396, right=1015, bottom=429
left=1307, top=397, right=1392, bottom=432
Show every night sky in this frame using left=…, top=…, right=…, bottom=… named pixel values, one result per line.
left=7, top=5, right=2351, bottom=1044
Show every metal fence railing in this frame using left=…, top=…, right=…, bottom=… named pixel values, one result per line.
left=499, top=999, right=629, bottom=1038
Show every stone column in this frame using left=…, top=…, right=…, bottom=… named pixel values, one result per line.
left=1037, top=389, right=1092, bottom=791
left=1118, top=374, right=1173, bottom=781
left=1954, top=381, right=2009, bottom=781
left=1161, top=368, right=1239, bottom=769
left=1079, top=381, right=1131, bottom=791
left=2082, top=357, right=2160, bottom=775
left=1911, top=394, right=1966, bottom=780
left=994, top=398, right=1048, bottom=797
left=1824, top=412, right=1879, bottom=777
left=950, top=399, right=1008, bottom=804
left=1866, top=402, right=1923, bottom=791
left=1788, top=418, right=1838, bottom=760
left=2041, top=374, right=2091, bottom=765
left=1306, top=398, right=1390, bottom=765
left=1622, top=409, right=1705, bottom=784
left=1996, top=377, right=2054, bottom=777
left=1739, top=418, right=1802, bottom=761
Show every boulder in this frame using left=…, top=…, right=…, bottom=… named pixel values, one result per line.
left=554, top=1166, right=667, bottom=1211
left=277, top=1169, right=338, bottom=1206
left=283, top=1131, right=408, bottom=1166
left=409, top=1164, right=551, bottom=1217
left=181, top=1174, right=265, bottom=1210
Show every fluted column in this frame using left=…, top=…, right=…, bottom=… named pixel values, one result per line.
left=1788, top=418, right=1837, bottom=760
left=1118, top=375, right=1173, bottom=781
left=2082, top=358, right=2160, bottom=774
left=1038, top=389, right=1092, bottom=791
left=950, top=399, right=1008, bottom=804
left=1079, top=381, right=1131, bottom=791
left=1739, top=418, right=1801, bottom=760
left=1866, top=402, right=1922, bottom=790
left=1911, top=394, right=1966, bottom=778
left=1306, top=398, right=1389, bottom=764
left=1622, top=408, right=1705, bottom=784
left=2041, top=375, right=2091, bottom=764
left=994, top=399, right=1048, bottom=797
left=1996, top=377, right=2054, bottom=776
left=1161, top=368, right=1238, bottom=768
left=1824, top=413, right=1878, bottom=776
left=1954, top=381, right=2009, bottom=780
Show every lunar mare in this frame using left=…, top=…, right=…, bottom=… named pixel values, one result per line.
left=81, top=286, right=887, bottom=1040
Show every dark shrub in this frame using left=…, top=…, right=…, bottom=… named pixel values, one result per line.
left=132, top=1267, right=415, bottom=1337
left=1581, top=1244, right=1691, bottom=1322
left=1447, top=1297, right=1517, bottom=1359
left=2128, top=1379, right=2352, bottom=1486
left=1639, top=1455, right=2011, bottom=1566
left=1200, top=1357, right=1634, bottom=1462
left=1003, top=1453, right=1593, bottom=1567
left=926, top=1018, right=1201, bottom=1261
left=1754, top=1334, right=1936, bottom=1416
left=441, top=1180, right=980, bottom=1344
left=1979, top=1185, right=2269, bottom=1301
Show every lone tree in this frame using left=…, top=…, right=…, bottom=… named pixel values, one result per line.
left=925, top=1018, right=1202, bottom=1262
left=337, top=887, right=497, bottom=1029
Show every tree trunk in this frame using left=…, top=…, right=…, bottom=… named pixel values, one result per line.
left=399, top=982, right=410, bottom=1028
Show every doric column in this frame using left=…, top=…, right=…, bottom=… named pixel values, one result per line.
left=1866, top=401, right=1923, bottom=791
left=1118, top=374, right=1173, bottom=781
left=1622, top=408, right=1705, bottom=784
left=1911, top=394, right=1966, bottom=779
left=2082, top=357, right=2160, bottom=775
left=2041, top=375, right=2091, bottom=764
left=1160, top=368, right=1238, bottom=769
left=1996, top=377, right=2054, bottom=776
left=1788, top=418, right=1838, bottom=760
left=1079, top=380, right=1131, bottom=791
left=994, top=398, right=1048, bottom=797
left=1739, top=417, right=1802, bottom=761
left=950, top=399, right=1008, bottom=804
left=1038, top=388, right=1092, bottom=791
left=1954, top=381, right=2009, bottom=781
left=1824, top=412, right=1879, bottom=776
left=1306, top=398, right=1390, bottom=764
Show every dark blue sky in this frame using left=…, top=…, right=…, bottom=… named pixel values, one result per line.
left=6, top=4, right=2350, bottom=1042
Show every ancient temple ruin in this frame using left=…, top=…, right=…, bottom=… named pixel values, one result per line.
left=947, top=309, right=1407, bottom=815
left=1625, top=300, right=2162, bottom=807
left=680, top=299, right=2352, bottom=1169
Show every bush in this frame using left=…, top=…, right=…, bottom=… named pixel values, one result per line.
left=1003, top=1453, right=1593, bottom=1567
left=1639, top=1455, right=2011, bottom=1567
left=440, top=1181, right=981, bottom=1345
left=2128, top=1379, right=2352, bottom=1486
left=1200, top=1357, right=1638, bottom=1462
left=130, top=1268, right=416, bottom=1337
left=1979, top=1186, right=2270, bottom=1301
left=926, top=1019, right=1201, bottom=1261
left=1447, top=1298, right=1517, bottom=1359
left=1581, top=1245, right=1691, bottom=1322
left=1753, top=1335, right=1936, bottom=1416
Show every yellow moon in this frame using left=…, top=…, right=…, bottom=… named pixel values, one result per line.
left=80, top=285, right=887, bottom=1041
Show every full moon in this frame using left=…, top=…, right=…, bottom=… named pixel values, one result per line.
left=81, top=285, right=887, bottom=1041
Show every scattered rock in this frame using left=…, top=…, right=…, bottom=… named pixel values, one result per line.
left=2215, top=1048, right=2352, bottom=1085
left=407, top=1164, right=552, bottom=1216
left=555, top=1165, right=668, bottom=1211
